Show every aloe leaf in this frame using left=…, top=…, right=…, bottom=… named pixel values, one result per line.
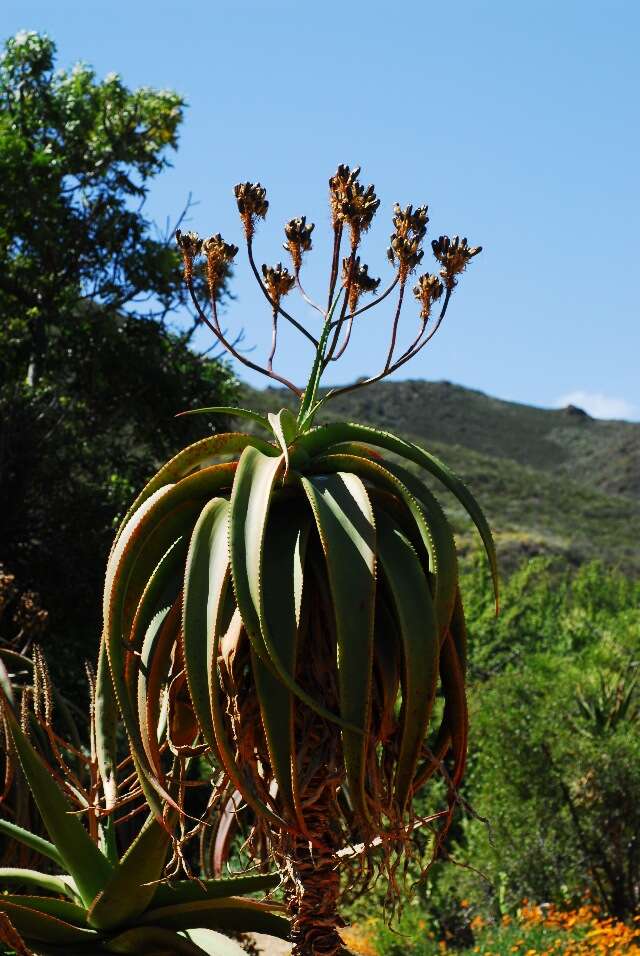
left=104, top=465, right=236, bottom=816
left=183, top=498, right=231, bottom=754
left=376, top=509, right=439, bottom=809
left=185, top=928, right=248, bottom=955
left=301, top=421, right=498, bottom=608
left=251, top=506, right=311, bottom=823
left=151, top=873, right=279, bottom=907
left=438, top=631, right=468, bottom=789
left=0, top=901, right=99, bottom=945
left=339, top=447, right=459, bottom=640
left=87, top=813, right=172, bottom=931
left=182, top=498, right=284, bottom=828
left=176, top=406, right=272, bottom=431
left=297, top=315, right=333, bottom=427
left=0, top=869, right=75, bottom=900
left=0, top=896, right=87, bottom=927
left=104, top=925, right=213, bottom=955
left=137, top=601, right=181, bottom=777
left=0, top=820, right=62, bottom=869
left=94, top=641, right=119, bottom=863
left=140, top=897, right=290, bottom=938
left=267, top=408, right=298, bottom=471
left=118, top=433, right=276, bottom=541
left=126, top=537, right=187, bottom=775
left=449, top=588, right=468, bottom=676
left=209, top=610, right=290, bottom=832
left=0, top=680, right=112, bottom=908
left=230, top=447, right=358, bottom=732
left=301, top=472, right=376, bottom=823
left=311, top=451, right=458, bottom=641
left=229, top=446, right=282, bottom=665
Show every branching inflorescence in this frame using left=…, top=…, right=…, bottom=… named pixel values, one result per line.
left=176, top=163, right=481, bottom=412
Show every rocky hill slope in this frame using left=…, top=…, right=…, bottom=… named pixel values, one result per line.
left=236, top=379, right=640, bottom=572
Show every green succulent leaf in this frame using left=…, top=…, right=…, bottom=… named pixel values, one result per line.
left=104, top=924, right=215, bottom=955
left=181, top=497, right=285, bottom=830
left=119, top=432, right=276, bottom=538
left=230, top=447, right=356, bottom=731
left=94, top=642, right=119, bottom=864
left=87, top=814, right=172, bottom=931
left=176, top=406, right=272, bottom=431
left=137, top=601, right=179, bottom=779
left=301, top=421, right=498, bottom=608
left=0, top=895, right=87, bottom=927
left=151, top=873, right=279, bottom=908
left=375, top=509, right=439, bottom=809
left=103, top=464, right=236, bottom=817
left=183, top=498, right=231, bottom=755
left=332, top=447, right=459, bottom=641
left=0, top=900, right=99, bottom=945
left=184, top=928, right=249, bottom=956
left=0, top=869, right=77, bottom=901
left=0, top=820, right=63, bottom=870
left=301, top=472, right=376, bottom=823
left=210, top=612, right=289, bottom=832
left=139, top=897, right=290, bottom=938
left=251, top=507, right=310, bottom=823
left=267, top=408, right=298, bottom=470
left=0, top=669, right=112, bottom=909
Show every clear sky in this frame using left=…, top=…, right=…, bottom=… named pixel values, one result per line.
left=4, top=0, right=639, bottom=419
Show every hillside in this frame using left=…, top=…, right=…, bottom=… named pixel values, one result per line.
left=236, top=379, right=640, bottom=572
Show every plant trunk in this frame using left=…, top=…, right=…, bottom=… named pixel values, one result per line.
left=284, top=781, right=346, bottom=956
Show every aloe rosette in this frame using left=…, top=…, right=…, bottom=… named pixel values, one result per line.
left=97, top=409, right=497, bottom=953
left=96, top=165, right=496, bottom=955
left=0, top=657, right=287, bottom=955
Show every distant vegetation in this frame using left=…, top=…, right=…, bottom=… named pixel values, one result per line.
left=241, top=379, right=640, bottom=572
left=234, top=384, right=640, bottom=950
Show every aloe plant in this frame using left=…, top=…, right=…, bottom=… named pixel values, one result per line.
left=0, top=654, right=287, bottom=955
left=97, top=164, right=497, bottom=955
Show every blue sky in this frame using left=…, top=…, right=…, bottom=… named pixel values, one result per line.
left=4, top=1, right=639, bottom=419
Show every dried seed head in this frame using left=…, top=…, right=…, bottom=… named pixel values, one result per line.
left=283, top=216, right=315, bottom=272
left=431, top=235, right=482, bottom=289
left=388, top=203, right=429, bottom=280
left=329, top=164, right=379, bottom=243
left=329, top=164, right=360, bottom=225
left=392, top=203, right=429, bottom=241
left=387, top=236, right=424, bottom=279
left=342, top=256, right=381, bottom=311
left=202, top=233, right=239, bottom=298
left=175, top=229, right=202, bottom=284
left=234, top=181, right=269, bottom=239
left=413, top=273, right=444, bottom=320
left=261, top=262, right=295, bottom=309
left=340, top=182, right=380, bottom=245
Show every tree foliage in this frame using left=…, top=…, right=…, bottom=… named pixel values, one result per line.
left=0, top=32, right=238, bottom=688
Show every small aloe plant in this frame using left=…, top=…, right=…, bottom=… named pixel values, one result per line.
left=97, top=164, right=498, bottom=955
left=0, top=653, right=287, bottom=955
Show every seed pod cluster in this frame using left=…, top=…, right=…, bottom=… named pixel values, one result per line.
left=342, top=255, right=380, bottom=311
left=175, top=229, right=203, bottom=283
left=432, top=235, right=482, bottom=289
left=329, top=164, right=379, bottom=242
left=387, top=203, right=429, bottom=280
left=202, top=233, right=239, bottom=298
left=413, top=273, right=444, bottom=320
left=234, top=181, right=269, bottom=239
left=283, top=216, right=315, bottom=272
left=261, top=262, right=295, bottom=308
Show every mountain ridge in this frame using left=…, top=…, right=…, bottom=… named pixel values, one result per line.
left=236, top=378, right=639, bottom=571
